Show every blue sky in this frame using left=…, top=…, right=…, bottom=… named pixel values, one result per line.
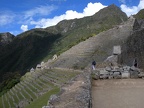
left=0, top=0, right=143, bottom=35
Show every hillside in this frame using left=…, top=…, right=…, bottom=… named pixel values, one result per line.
left=0, top=32, right=14, bottom=53
left=0, top=68, right=81, bottom=108
left=133, top=9, right=144, bottom=19
left=0, top=4, right=127, bottom=79
left=0, top=29, right=61, bottom=79
left=49, top=17, right=135, bottom=69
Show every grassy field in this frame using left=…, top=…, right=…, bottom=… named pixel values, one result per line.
left=25, top=87, right=60, bottom=108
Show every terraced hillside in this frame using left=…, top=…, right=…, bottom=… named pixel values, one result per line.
left=0, top=68, right=81, bottom=108
left=49, top=17, right=135, bottom=69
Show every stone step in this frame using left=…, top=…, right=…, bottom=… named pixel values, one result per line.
left=21, top=82, right=38, bottom=98
left=41, top=76, right=60, bottom=86
left=20, top=91, right=26, bottom=99
left=2, top=95, right=5, bottom=108
left=5, top=94, right=11, bottom=108
left=25, top=80, right=40, bottom=92
left=43, top=74, right=63, bottom=85
left=32, top=80, right=43, bottom=89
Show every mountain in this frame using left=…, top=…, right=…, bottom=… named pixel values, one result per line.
left=0, top=32, right=14, bottom=44
left=0, top=32, right=14, bottom=47
left=133, top=9, right=144, bottom=20
left=50, top=17, right=135, bottom=69
left=0, top=29, right=61, bottom=78
left=0, top=32, right=15, bottom=57
left=0, top=4, right=127, bottom=82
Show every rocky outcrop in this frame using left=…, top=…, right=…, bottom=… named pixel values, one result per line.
left=0, top=32, right=14, bottom=46
left=119, top=19, right=144, bottom=68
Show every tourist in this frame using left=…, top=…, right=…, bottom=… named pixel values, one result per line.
left=92, top=60, right=96, bottom=70
left=134, top=59, right=138, bottom=68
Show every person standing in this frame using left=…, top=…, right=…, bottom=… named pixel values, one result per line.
left=134, top=59, right=138, bottom=68
left=92, top=60, right=96, bottom=70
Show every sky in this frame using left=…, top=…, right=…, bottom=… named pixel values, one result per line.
left=0, top=0, right=144, bottom=35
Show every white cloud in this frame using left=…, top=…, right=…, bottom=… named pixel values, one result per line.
left=24, top=5, right=57, bottom=19
left=120, top=0, right=144, bottom=16
left=0, top=12, right=14, bottom=26
left=119, top=0, right=126, bottom=4
left=21, top=25, right=28, bottom=32
left=30, top=2, right=107, bottom=28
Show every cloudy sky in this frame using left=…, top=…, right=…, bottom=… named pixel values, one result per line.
left=0, top=0, right=144, bottom=35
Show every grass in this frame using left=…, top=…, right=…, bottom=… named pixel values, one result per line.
left=0, top=96, right=3, bottom=108
left=25, top=87, right=60, bottom=108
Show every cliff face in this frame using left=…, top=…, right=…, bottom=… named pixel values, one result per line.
left=119, top=19, right=144, bottom=68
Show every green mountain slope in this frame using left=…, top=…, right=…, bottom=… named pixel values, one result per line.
left=133, top=9, right=144, bottom=19
left=0, top=29, right=61, bottom=77
left=0, top=4, right=127, bottom=81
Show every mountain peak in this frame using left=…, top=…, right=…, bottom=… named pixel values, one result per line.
left=109, top=4, right=119, bottom=8
left=92, top=4, right=127, bottom=23
left=0, top=32, right=15, bottom=45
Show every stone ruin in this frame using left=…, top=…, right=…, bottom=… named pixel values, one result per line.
left=30, top=68, right=35, bottom=72
left=94, top=45, right=144, bottom=79
left=52, top=54, right=58, bottom=60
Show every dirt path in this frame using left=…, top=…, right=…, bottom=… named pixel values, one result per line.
left=92, top=79, right=144, bottom=108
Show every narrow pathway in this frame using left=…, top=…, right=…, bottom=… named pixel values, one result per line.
left=92, top=79, right=144, bottom=108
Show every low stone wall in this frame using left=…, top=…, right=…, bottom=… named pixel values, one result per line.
left=43, top=69, right=92, bottom=108
left=92, top=65, right=144, bottom=80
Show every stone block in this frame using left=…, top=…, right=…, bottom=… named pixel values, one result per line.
left=113, top=46, right=121, bottom=55
left=114, top=75, right=121, bottom=79
left=122, top=72, right=130, bottom=78
left=99, top=69, right=109, bottom=75
left=99, top=74, right=109, bottom=79
left=138, top=72, right=144, bottom=78
left=123, top=66, right=130, bottom=71
left=105, top=67, right=112, bottom=71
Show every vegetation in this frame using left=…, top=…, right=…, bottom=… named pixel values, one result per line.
left=133, top=9, right=144, bottom=19
left=0, top=72, right=21, bottom=96
left=25, top=87, right=60, bottom=108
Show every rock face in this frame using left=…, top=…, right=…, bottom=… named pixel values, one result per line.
left=119, top=19, right=144, bottom=68
left=0, top=32, right=14, bottom=46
